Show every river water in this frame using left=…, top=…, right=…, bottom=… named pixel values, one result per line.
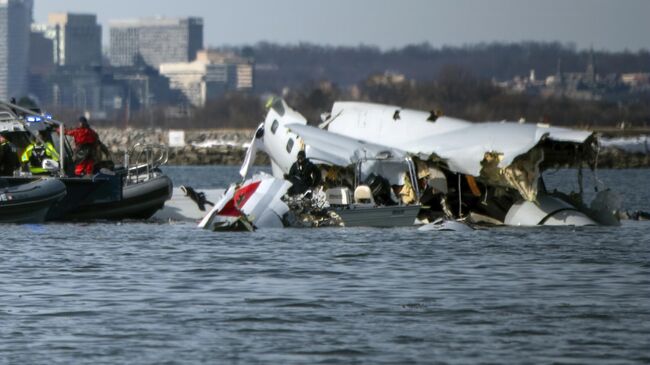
left=1, top=166, right=649, bottom=364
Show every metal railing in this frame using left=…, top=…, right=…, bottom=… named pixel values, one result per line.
left=124, top=142, right=169, bottom=185
left=354, top=155, right=421, bottom=205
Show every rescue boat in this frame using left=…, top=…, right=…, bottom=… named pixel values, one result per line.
left=0, top=100, right=172, bottom=222
left=0, top=178, right=66, bottom=223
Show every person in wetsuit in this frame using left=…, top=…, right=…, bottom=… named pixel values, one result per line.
left=65, top=116, right=102, bottom=176
left=286, top=150, right=322, bottom=195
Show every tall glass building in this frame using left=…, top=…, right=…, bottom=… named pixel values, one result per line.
left=109, top=17, right=203, bottom=69
left=0, top=0, right=32, bottom=101
left=47, top=13, right=102, bottom=67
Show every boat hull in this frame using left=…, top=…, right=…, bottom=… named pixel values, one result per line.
left=60, top=175, right=173, bottom=221
left=333, top=205, right=421, bottom=227
left=0, top=178, right=67, bottom=224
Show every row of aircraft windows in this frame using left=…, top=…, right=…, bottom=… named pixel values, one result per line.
left=270, top=119, right=295, bottom=154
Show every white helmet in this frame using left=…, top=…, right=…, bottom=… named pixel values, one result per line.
left=41, top=159, right=59, bottom=172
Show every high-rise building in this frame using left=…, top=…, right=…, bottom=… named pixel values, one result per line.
left=109, top=17, right=203, bottom=68
left=29, top=24, right=55, bottom=74
left=0, top=0, right=33, bottom=101
left=46, top=13, right=102, bottom=67
left=29, top=24, right=55, bottom=103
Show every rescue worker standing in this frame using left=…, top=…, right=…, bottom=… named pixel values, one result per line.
left=0, top=134, right=20, bottom=176
left=21, top=134, right=59, bottom=175
left=65, top=116, right=101, bottom=176
left=286, top=150, right=322, bottom=195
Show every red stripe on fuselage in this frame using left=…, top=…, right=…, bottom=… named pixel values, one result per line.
left=218, top=181, right=262, bottom=217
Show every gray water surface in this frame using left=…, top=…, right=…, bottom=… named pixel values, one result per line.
left=1, top=167, right=649, bottom=364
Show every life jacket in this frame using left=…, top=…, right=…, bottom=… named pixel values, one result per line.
left=21, top=142, right=59, bottom=175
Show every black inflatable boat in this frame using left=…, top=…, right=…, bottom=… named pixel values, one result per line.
left=0, top=178, right=67, bottom=223
left=56, top=173, right=173, bottom=221
left=0, top=100, right=173, bottom=222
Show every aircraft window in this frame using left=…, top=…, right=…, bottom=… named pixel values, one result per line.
left=271, top=120, right=279, bottom=134
left=286, top=138, right=294, bottom=153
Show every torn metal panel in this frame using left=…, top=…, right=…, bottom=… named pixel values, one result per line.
left=400, top=121, right=592, bottom=177
left=239, top=123, right=264, bottom=179
left=325, top=101, right=596, bottom=203
left=326, top=101, right=594, bottom=178
left=199, top=173, right=291, bottom=231
left=480, top=148, right=544, bottom=202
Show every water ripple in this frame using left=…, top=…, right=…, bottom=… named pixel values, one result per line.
left=0, top=167, right=649, bottom=364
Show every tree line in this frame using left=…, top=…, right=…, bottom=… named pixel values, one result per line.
left=231, top=41, right=650, bottom=93
left=114, top=64, right=649, bottom=129
left=47, top=41, right=650, bottom=129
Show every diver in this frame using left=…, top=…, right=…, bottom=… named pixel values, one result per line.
left=286, top=150, right=322, bottom=195
left=0, top=134, right=20, bottom=176
left=21, top=133, right=60, bottom=175
left=65, top=116, right=106, bottom=176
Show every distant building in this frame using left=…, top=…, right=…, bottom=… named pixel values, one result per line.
left=496, top=51, right=634, bottom=103
left=44, top=13, right=102, bottom=67
left=49, top=66, right=103, bottom=114
left=28, top=25, right=55, bottom=103
left=109, top=17, right=203, bottom=68
left=621, top=73, right=650, bottom=89
left=159, top=61, right=229, bottom=107
left=196, top=50, right=254, bottom=90
left=366, top=71, right=410, bottom=87
left=160, top=50, right=255, bottom=107
left=45, top=64, right=178, bottom=120
left=29, top=13, right=102, bottom=107
left=0, top=0, right=33, bottom=101
left=110, top=65, right=181, bottom=110
left=29, top=24, right=55, bottom=74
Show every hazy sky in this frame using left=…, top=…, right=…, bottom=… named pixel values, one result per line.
left=34, top=0, right=650, bottom=51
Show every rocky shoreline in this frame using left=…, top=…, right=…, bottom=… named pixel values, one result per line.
left=95, top=127, right=650, bottom=169
left=96, top=128, right=269, bottom=166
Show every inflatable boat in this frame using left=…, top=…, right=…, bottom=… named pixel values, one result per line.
left=56, top=173, right=173, bottom=221
left=0, top=178, right=66, bottom=223
left=1, top=100, right=173, bottom=222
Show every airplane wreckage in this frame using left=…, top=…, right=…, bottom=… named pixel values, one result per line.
left=198, top=99, right=622, bottom=231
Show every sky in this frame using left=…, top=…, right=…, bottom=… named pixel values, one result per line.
left=34, top=0, right=650, bottom=51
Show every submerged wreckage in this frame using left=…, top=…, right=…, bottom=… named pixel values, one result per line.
left=200, top=99, right=621, bottom=231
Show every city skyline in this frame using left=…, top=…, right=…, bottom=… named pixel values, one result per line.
left=34, top=0, right=650, bottom=52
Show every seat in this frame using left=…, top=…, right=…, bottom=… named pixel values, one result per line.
left=354, top=185, right=375, bottom=205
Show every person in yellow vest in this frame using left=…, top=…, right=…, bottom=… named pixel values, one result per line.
left=398, top=172, right=418, bottom=205
left=21, top=136, right=60, bottom=175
